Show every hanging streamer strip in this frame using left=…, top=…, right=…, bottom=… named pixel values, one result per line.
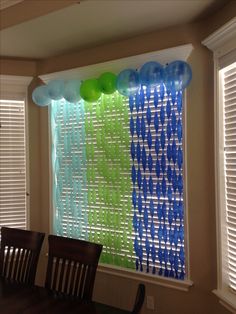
left=52, top=99, right=88, bottom=239
left=130, top=85, right=185, bottom=279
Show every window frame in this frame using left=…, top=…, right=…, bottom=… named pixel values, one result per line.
left=202, top=17, right=236, bottom=312
left=41, top=45, right=194, bottom=291
left=0, top=74, right=32, bottom=230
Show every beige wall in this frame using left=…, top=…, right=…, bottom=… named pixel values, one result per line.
left=15, top=2, right=236, bottom=313
left=0, top=58, right=37, bottom=76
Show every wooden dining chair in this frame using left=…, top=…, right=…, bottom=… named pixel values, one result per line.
left=45, top=234, right=102, bottom=300
left=0, top=227, right=45, bottom=285
left=132, top=284, right=145, bottom=314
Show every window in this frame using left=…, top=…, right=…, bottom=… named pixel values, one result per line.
left=203, top=17, right=236, bottom=312
left=0, top=99, right=27, bottom=229
left=51, top=85, right=185, bottom=274
left=0, top=74, right=31, bottom=231
left=46, top=46, right=193, bottom=289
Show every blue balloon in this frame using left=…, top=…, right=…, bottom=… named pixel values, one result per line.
left=63, top=80, right=81, bottom=103
left=165, top=60, right=192, bottom=92
left=116, top=69, right=140, bottom=96
left=139, top=61, right=164, bottom=87
left=32, top=85, right=51, bottom=107
left=48, top=79, right=65, bottom=100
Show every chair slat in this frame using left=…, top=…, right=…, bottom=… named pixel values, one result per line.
left=74, top=262, right=82, bottom=297
left=78, top=264, right=87, bottom=298
left=83, top=266, right=94, bottom=299
left=16, top=248, right=25, bottom=282
left=21, top=250, right=31, bottom=283
left=63, top=259, right=71, bottom=294
left=52, top=257, right=60, bottom=291
left=68, top=260, right=77, bottom=296
left=3, top=246, right=11, bottom=277
left=8, top=246, right=16, bottom=279
left=58, top=258, right=66, bottom=292
left=13, top=248, right=21, bottom=280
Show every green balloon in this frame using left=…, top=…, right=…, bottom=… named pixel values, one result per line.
left=80, top=79, right=101, bottom=102
left=98, top=72, right=117, bottom=94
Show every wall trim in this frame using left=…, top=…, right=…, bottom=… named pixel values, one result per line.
left=202, top=17, right=236, bottom=313
left=0, top=74, right=32, bottom=100
left=213, top=290, right=236, bottom=313
left=202, top=17, right=236, bottom=57
left=98, top=264, right=193, bottom=292
left=39, top=44, right=193, bottom=83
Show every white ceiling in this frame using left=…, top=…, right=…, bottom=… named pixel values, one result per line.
left=0, top=0, right=229, bottom=59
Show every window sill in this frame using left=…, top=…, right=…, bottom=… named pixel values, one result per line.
left=213, top=289, right=236, bottom=313
left=44, top=253, right=193, bottom=291
left=98, top=263, right=193, bottom=292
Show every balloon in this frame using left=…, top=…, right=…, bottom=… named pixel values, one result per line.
left=63, top=80, right=81, bottom=103
left=116, top=69, right=140, bottom=96
left=139, top=61, right=164, bottom=87
left=98, top=72, right=117, bottom=94
left=165, top=61, right=192, bottom=92
left=32, top=85, right=51, bottom=107
left=48, top=80, right=65, bottom=100
left=80, top=79, right=101, bottom=102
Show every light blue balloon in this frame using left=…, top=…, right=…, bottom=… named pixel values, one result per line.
left=139, top=61, right=164, bottom=87
left=48, top=79, right=65, bottom=100
left=165, top=60, right=192, bottom=92
left=32, top=85, right=50, bottom=107
left=116, top=69, right=140, bottom=96
left=63, top=80, right=81, bottom=103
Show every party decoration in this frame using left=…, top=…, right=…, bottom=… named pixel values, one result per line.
left=98, top=72, right=117, bottom=94
left=165, top=60, right=192, bottom=92
left=51, top=81, right=186, bottom=279
left=63, top=79, right=81, bottom=103
left=80, top=79, right=101, bottom=102
left=116, top=69, right=140, bottom=96
left=140, top=61, right=164, bottom=87
left=31, top=55, right=193, bottom=179
left=129, top=83, right=185, bottom=278
left=48, top=80, right=65, bottom=100
left=43, top=56, right=192, bottom=281
left=32, top=85, right=51, bottom=107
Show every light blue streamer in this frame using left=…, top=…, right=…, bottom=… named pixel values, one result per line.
left=51, top=99, right=88, bottom=240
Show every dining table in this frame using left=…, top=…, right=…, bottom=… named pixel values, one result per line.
left=0, top=277, right=130, bottom=314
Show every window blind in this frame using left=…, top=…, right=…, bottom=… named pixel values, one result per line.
left=51, top=86, right=185, bottom=280
left=0, top=100, right=27, bottom=229
left=223, top=62, right=236, bottom=291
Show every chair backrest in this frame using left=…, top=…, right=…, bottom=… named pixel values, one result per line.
left=0, top=227, right=45, bottom=285
left=132, top=284, right=145, bottom=314
left=45, top=235, right=102, bottom=300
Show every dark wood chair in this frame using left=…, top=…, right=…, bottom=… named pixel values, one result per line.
left=45, top=234, right=102, bottom=300
left=0, top=227, right=45, bottom=285
left=132, top=284, right=145, bottom=314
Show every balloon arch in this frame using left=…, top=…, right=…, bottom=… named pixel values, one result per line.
left=32, top=60, right=192, bottom=106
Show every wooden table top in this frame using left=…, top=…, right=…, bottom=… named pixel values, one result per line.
left=0, top=277, right=130, bottom=314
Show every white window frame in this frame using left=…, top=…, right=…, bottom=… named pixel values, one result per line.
left=202, top=17, right=236, bottom=313
left=0, top=74, right=32, bottom=229
left=40, top=44, right=194, bottom=291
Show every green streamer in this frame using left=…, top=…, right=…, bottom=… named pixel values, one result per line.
left=85, top=92, right=134, bottom=268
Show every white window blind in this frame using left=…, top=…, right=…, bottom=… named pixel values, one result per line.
left=222, top=62, right=236, bottom=292
left=0, top=99, right=27, bottom=229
